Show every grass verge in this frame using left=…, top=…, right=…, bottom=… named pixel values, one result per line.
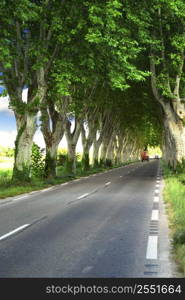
left=0, top=160, right=137, bottom=199
left=161, top=160, right=185, bottom=276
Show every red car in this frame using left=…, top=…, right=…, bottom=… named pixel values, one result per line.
left=140, top=151, right=149, bottom=162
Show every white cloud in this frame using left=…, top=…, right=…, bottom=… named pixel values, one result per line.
left=33, top=130, right=45, bottom=149
left=0, top=96, right=13, bottom=115
left=0, top=130, right=16, bottom=147
left=0, top=88, right=28, bottom=115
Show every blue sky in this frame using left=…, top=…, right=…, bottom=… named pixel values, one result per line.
left=0, top=111, right=16, bottom=131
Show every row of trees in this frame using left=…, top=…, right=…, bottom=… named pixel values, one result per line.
left=0, top=0, right=184, bottom=181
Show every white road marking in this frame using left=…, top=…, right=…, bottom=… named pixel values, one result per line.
left=146, top=236, right=158, bottom=259
left=14, top=195, right=29, bottom=201
left=105, top=182, right=111, bottom=186
left=156, top=180, right=160, bottom=184
left=77, top=193, right=89, bottom=200
left=61, top=182, right=69, bottom=186
left=120, top=176, right=122, bottom=178
left=155, top=189, right=159, bottom=194
left=41, top=187, right=53, bottom=193
left=154, top=196, right=159, bottom=203
left=0, top=224, right=30, bottom=241
left=151, top=210, right=159, bottom=221
left=29, top=191, right=39, bottom=195
left=156, top=184, right=160, bottom=188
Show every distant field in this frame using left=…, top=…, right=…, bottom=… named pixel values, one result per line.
left=0, top=157, right=13, bottom=170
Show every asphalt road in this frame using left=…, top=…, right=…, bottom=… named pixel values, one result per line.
left=0, top=160, right=175, bottom=277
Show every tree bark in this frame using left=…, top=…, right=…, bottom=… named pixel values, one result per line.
left=92, top=129, right=104, bottom=167
left=163, top=106, right=185, bottom=168
left=64, top=117, right=81, bottom=174
left=150, top=55, right=185, bottom=167
left=81, top=121, right=96, bottom=171
left=41, top=104, right=64, bottom=178
left=12, top=113, right=37, bottom=181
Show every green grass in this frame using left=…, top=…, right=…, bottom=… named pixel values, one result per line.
left=0, top=160, right=137, bottom=199
left=161, top=160, right=185, bottom=275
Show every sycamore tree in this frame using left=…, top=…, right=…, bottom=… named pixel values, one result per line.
left=0, top=0, right=73, bottom=181
left=149, top=0, right=185, bottom=168
left=130, top=0, right=185, bottom=167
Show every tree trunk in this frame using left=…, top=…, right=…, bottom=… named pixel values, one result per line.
left=163, top=112, right=185, bottom=168
left=64, top=118, right=81, bottom=174
left=82, top=144, right=90, bottom=171
left=106, top=135, right=115, bottom=166
left=41, top=105, right=64, bottom=178
left=100, top=140, right=109, bottom=163
left=12, top=113, right=37, bottom=181
left=45, top=142, right=59, bottom=179
left=92, top=140, right=101, bottom=167
left=150, top=54, right=185, bottom=168
left=66, top=141, right=76, bottom=173
left=115, top=135, right=124, bottom=165
left=81, top=122, right=96, bottom=171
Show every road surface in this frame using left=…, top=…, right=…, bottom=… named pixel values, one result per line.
left=0, top=160, right=176, bottom=277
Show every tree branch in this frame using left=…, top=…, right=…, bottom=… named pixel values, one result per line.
left=173, top=51, right=184, bottom=99
left=149, top=54, right=165, bottom=109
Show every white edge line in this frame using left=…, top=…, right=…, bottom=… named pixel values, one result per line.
left=41, top=187, right=53, bottom=193
left=154, top=196, right=159, bottom=203
left=0, top=224, right=30, bottom=241
left=146, top=236, right=158, bottom=259
left=151, top=210, right=159, bottom=221
left=14, top=195, right=29, bottom=201
left=105, top=182, right=111, bottom=186
left=77, top=193, right=89, bottom=200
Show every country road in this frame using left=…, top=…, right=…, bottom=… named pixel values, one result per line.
left=0, top=160, right=176, bottom=278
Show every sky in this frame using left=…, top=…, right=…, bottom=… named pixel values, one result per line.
left=0, top=87, right=83, bottom=152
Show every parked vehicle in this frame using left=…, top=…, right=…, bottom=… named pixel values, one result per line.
left=140, top=151, right=149, bottom=162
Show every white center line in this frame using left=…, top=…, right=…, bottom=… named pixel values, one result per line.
left=0, top=224, right=30, bottom=241
left=105, top=182, right=111, bottom=186
left=77, top=193, right=89, bottom=200
left=146, top=236, right=158, bottom=259
left=151, top=210, right=159, bottom=221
